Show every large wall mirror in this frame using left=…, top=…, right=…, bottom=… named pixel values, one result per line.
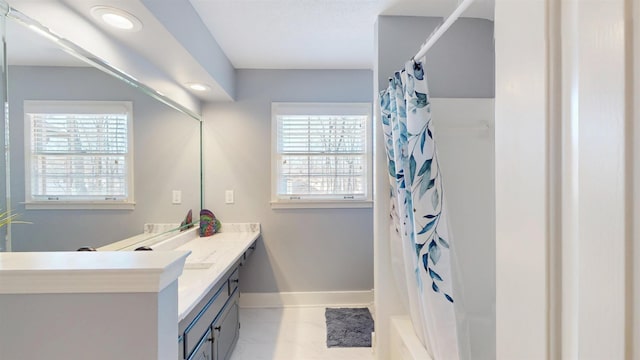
left=1, top=5, right=202, bottom=252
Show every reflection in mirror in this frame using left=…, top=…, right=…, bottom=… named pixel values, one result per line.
left=3, top=9, right=202, bottom=252
left=0, top=6, right=7, bottom=251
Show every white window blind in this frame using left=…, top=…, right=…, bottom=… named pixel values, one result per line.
left=272, top=103, right=372, bottom=206
left=24, top=101, right=134, bottom=207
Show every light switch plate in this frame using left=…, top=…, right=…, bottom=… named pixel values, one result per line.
left=172, top=190, right=182, bottom=204
left=225, top=190, right=234, bottom=204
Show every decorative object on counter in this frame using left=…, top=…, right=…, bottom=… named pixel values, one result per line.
left=180, top=209, right=195, bottom=232
left=199, top=209, right=221, bottom=237
left=325, top=307, right=374, bottom=347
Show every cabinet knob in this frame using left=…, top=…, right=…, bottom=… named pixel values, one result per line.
left=231, top=279, right=239, bottom=284
left=214, top=326, right=221, bottom=332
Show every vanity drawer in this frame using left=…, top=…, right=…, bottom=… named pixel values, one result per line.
left=183, top=285, right=228, bottom=359
left=179, top=279, right=227, bottom=335
left=228, top=267, right=239, bottom=295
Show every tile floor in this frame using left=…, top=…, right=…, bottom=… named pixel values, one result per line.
left=229, top=306, right=374, bottom=360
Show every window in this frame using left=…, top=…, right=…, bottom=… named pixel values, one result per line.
left=271, top=103, right=372, bottom=209
left=24, top=101, right=134, bottom=209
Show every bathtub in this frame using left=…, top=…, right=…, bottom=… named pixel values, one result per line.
left=390, top=316, right=433, bottom=360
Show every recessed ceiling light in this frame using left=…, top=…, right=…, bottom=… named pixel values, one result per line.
left=91, top=6, right=143, bottom=32
left=186, top=83, right=211, bottom=92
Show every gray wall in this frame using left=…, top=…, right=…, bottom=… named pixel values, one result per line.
left=203, top=69, right=374, bottom=293
left=0, top=282, right=177, bottom=359
left=377, top=16, right=494, bottom=98
left=9, top=66, right=201, bottom=251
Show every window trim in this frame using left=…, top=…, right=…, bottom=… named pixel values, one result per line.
left=270, top=102, right=373, bottom=209
left=23, top=100, right=135, bottom=210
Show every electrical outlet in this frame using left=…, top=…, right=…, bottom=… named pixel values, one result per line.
left=225, top=190, right=234, bottom=204
left=172, top=190, right=182, bottom=204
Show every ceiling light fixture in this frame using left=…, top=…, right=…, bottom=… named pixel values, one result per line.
left=186, top=83, right=211, bottom=92
left=91, top=6, right=143, bottom=32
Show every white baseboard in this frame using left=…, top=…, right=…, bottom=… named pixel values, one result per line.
left=239, top=290, right=374, bottom=308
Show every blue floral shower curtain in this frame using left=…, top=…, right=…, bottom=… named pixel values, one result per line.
left=380, top=59, right=459, bottom=359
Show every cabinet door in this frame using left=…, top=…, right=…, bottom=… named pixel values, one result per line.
left=188, top=329, right=213, bottom=360
left=213, top=297, right=240, bottom=360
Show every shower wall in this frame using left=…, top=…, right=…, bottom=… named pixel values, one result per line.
left=431, top=98, right=495, bottom=359
left=374, top=16, right=495, bottom=360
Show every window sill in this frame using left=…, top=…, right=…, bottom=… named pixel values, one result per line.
left=25, top=201, right=136, bottom=210
left=270, top=200, right=373, bottom=209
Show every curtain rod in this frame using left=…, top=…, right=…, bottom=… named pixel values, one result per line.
left=413, top=0, right=477, bottom=60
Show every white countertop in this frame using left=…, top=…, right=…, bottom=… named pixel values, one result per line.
left=0, top=222, right=260, bottom=322
left=170, top=223, right=260, bottom=320
left=0, top=251, right=190, bottom=294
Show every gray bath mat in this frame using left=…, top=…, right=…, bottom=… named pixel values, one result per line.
left=325, top=307, right=374, bottom=348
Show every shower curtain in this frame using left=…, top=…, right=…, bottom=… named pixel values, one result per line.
left=380, top=58, right=459, bottom=359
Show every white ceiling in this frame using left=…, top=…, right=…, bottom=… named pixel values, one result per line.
left=5, top=0, right=494, bottom=107
left=189, top=0, right=494, bottom=69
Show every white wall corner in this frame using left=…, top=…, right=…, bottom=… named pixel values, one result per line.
left=495, top=0, right=550, bottom=358
left=560, top=0, right=631, bottom=358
